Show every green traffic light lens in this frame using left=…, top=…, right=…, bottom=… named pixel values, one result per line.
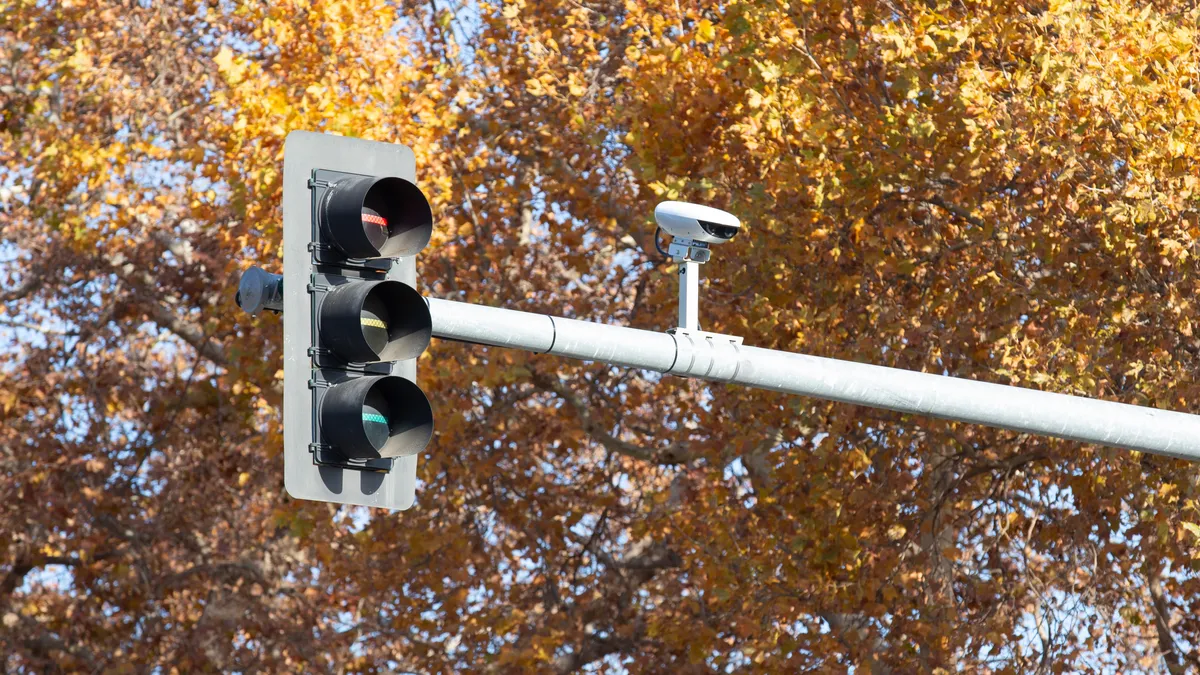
left=319, top=375, right=434, bottom=460
left=362, top=389, right=391, bottom=451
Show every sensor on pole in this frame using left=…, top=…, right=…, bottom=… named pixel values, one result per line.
left=654, top=201, right=744, bottom=345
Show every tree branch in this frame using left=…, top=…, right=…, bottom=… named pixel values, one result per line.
left=0, top=273, right=42, bottom=304
left=553, top=536, right=682, bottom=674
left=553, top=632, right=639, bottom=674
left=1147, top=563, right=1197, bottom=675
left=0, top=316, right=77, bottom=336
left=530, top=371, right=693, bottom=465
left=918, top=195, right=986, bottom=230
left=1, top=551, right=114, bottom=601
left=820, top=612, right=894, bottom=675
left=9, top=617, right=99, bottom=671
left=142, top=297, right=226, bottom=365
left=108, top=258, right=228, bottom=366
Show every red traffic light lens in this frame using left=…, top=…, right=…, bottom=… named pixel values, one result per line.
left=321, top=176, right=432, bottom=259
left=362, top=211, right=389, bottom=251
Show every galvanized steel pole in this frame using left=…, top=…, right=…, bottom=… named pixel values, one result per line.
left=427, top=297, right=1200, bottom=460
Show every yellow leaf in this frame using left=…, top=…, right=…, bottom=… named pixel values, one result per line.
left=67, top=39, right=94, bottom=72
left=754, top=59, right=781, bottom=82
left=214, top=45, right=246, bottom=84
left=696, top=19, right=716, bottom=43
left=849, top=448, right=871, bottom=473
left=214, top=45, right=235, bottom=73
left=1183, top=522, right=1200, bottom=540
left=0, top=391, right=15, bottom=413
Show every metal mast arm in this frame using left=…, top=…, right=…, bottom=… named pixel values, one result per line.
left=427, top=297, right=1200, bottom=460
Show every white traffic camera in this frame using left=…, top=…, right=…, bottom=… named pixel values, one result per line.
left=654, top=201, right=741, bottom=244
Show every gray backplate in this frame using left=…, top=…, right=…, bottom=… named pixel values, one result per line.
left=283, top=131, right=419, bottom=510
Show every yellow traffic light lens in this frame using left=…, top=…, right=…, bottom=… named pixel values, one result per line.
left=359, top=294, right=391, bottom=355
left=318, top=280, right=431, bottom=363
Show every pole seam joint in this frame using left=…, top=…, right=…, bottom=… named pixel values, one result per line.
left=545, top=315, right=558, bottom=354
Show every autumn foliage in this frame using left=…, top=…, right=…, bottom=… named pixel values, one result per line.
left=3, top=0, right=1200, bottom=672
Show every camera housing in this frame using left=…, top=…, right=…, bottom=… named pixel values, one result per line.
left=654, top=201, right=741, bottom=244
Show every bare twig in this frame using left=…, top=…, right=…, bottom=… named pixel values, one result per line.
left=530, top=370, right=694, bottom=465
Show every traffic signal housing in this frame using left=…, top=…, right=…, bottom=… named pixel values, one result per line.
left=281, top=131, right=434, bottom=510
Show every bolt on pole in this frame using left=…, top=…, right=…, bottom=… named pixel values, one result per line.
left=426, top=297, right=1200, bottom=460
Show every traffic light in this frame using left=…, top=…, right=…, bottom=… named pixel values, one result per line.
left=280, top=131, right=434, bottom=510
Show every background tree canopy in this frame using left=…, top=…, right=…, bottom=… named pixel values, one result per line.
left=2, top=0, right=1200, bottom=672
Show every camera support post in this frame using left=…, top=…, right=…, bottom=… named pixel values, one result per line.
left=667, top=237, right=708, bottom=332
left=665, top=235, right=745, bottom=354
